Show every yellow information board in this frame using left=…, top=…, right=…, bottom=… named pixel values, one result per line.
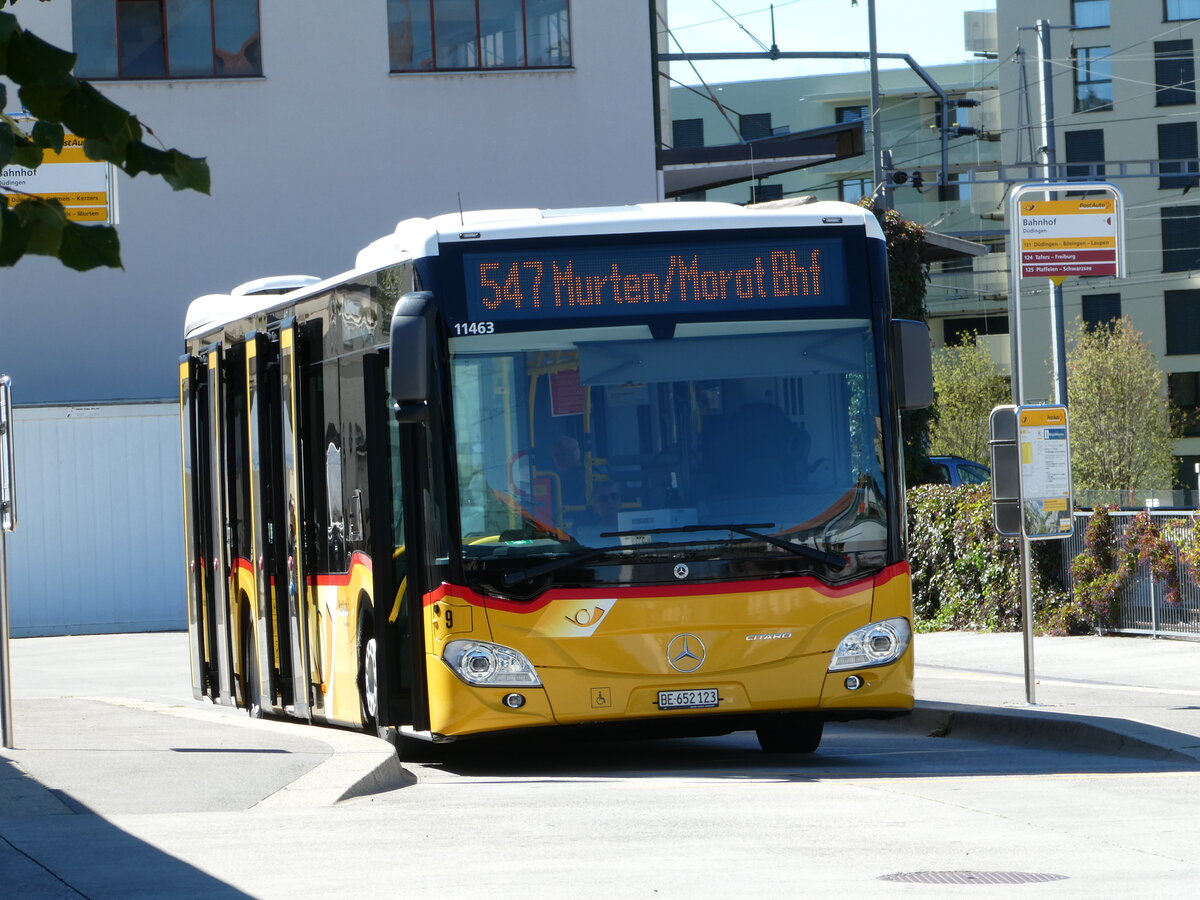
left=1017, top=405, right=1073, bottom=539
left=0, top=130, right=116, bottom=224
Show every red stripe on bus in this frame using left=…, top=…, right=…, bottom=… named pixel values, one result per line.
left=423, top=561, right=909, bottom=614
left=311, top=551, right=374, bottom=586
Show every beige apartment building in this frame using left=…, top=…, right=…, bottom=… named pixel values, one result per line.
left=998, top=0, right=1200, bottom=487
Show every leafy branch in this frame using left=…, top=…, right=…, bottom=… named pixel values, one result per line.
left=0, top=0, right=209, bottom=270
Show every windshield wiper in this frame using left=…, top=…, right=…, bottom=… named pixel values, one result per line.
left=602, top=522, right=848, bottom=571
left=499, top=524, right=847, bottom=588
left=500, top=540, right=679, bottom=587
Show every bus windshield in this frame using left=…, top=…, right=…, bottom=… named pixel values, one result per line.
left=450, top=320, right=887, bottom=587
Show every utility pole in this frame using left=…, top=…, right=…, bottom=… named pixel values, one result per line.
left=1036, top=19, right=1068, bottom=407
left=867, top=0, right=885, bottom=208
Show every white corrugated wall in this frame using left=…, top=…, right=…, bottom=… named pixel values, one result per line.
left=5, top=402, right=184, bottom=636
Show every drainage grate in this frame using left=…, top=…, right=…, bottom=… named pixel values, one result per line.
left=879, top=871, right=1069, bottom=885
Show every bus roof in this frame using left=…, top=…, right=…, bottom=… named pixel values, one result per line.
left=184, top=200, right=883, bottom=341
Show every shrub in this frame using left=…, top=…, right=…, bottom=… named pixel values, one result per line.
left=907, top=484, right=1069, bottom=632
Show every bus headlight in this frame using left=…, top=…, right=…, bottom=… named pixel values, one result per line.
left=443, top=640, right=541, bottom=686
left=828, top=618, right=911, bottom=671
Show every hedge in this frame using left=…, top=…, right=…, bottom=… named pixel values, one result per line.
left=906, top=484, right=1073, bottom=633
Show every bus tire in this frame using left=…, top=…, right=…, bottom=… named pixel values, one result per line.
left=242, top=620, right=263, bottom=719
left=756, top=716, right=823, bottom=753
left=358, top=609, right=386, bottom=738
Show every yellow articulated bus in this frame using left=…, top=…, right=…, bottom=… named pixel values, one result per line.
left=180, top=201, right=932, bottom=756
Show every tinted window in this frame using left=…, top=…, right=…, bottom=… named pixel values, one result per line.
left=1162, top=209, right=1200, bottom=273
left=1166, top=0, right=1200, bottom=20
left=1074, top=47, right=1113, bottom=112
left=958, top=463, right=990, bottom=485
left=72, top=0, right=262, bottom=79
left=388, top=0, right=570, bottom=71
left=1156, top=40, right=1196, bottom=106
left=1073, top=0, right=1109, bottom=28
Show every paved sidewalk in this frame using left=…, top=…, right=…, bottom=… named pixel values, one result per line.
left=0, top=633, right=407, bottom=820
left=909, top=631, right=1200, bottom=763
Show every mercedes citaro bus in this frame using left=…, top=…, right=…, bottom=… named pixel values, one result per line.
left=180, top=201, right=932, bottom=757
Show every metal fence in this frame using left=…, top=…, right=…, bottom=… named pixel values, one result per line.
left=1060, top=510, right=1200, bottom=640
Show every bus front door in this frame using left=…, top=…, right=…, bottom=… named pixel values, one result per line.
left=364, top=351, right=429, bottom=733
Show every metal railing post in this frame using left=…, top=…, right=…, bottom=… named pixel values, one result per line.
left=1, top=374, right=16, bottom=748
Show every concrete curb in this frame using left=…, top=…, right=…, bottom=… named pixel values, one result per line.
left=894, top=700, right=1200, bottom=765
left=92, top=698, right=413, bottom=805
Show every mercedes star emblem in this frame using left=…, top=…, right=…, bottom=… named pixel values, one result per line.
left=667, top=633, right=706, bottom=673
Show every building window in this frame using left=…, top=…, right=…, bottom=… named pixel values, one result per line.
left=72, top=0, right=262, bottom=79
left=387, top=0, right=571, bottom=72
left=1165, top=289, right=1200, bottom=352
left=1074, top=46, right=1113, bottom=111
left=1166, top=0, right=1200, bottom=21
left=672, top=119, right=704, bottom=150
left=1072, top=0, right=1110, bottom=27
left=738, top=113, right=772, bottom=142
left=1163, top=208, right=1200, bottom=272
left=1159, top=122, right=1200, bottom=190
left=1081, top=293, right=1121, bottom=331
left=943, top=316, right=1008, bottom=346
left=750, top=183, right=783, bottom=204
left=839, top=177, right=871, bottom=204
left=1169, top=373, right=1200, bottom=435
left=1156, top=40, right=1196, bottom=105
left=1064, top=129, right=1106, bottom=183
left=835, top=106, right=869, bottom=124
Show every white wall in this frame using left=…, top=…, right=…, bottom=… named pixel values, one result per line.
left=5, top=403, right=184, bottom=636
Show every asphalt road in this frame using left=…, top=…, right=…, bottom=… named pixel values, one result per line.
left=3, top=632, right=1199, bottom=898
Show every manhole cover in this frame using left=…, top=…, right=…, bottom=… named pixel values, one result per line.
left=879, top=871, right=1068, bottom=885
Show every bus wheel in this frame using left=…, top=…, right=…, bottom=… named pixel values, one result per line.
left=360, top=625, right=380, bottom=730
left=756, top=716, right=823, bottom=753
left=242, top=624, right=263, bottom=719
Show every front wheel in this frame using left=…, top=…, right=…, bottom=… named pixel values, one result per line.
left=756, top=716, right=823, bottom=754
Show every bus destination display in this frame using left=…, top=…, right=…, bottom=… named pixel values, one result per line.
left=462, top=238, right=848, bottom=325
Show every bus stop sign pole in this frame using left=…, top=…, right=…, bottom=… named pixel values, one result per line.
left=1, top=375, right=16, bottom=748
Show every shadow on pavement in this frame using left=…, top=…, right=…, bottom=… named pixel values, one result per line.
left=391, top=717, right=1200, bottom=783
left=0, top=756, right=252, bottom=898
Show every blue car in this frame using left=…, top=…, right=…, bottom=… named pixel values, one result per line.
left=929, top=456, right=991, bottom=486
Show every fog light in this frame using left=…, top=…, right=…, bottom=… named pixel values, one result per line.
left=844, top=675, right=864, bottom=691
left=502, top=692, right=526, bottom=709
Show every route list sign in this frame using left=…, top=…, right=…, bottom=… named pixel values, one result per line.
left=1016, top=189, right=1124, bottom=282
left=1018, top=405, right=1073, bottom=540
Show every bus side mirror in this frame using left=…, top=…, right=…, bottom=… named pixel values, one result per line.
left=892, top=319, right=933, bottom=410
left=390, top=292, right=434, bottom=422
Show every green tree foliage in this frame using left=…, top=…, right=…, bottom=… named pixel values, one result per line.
left=1066, top=317, right=1175, bottom=493
left=860, top=200, right=934, bottom=483
left=929, top=335, right=1009, bottom=464
left=0, top=0, right=209, bottom=270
